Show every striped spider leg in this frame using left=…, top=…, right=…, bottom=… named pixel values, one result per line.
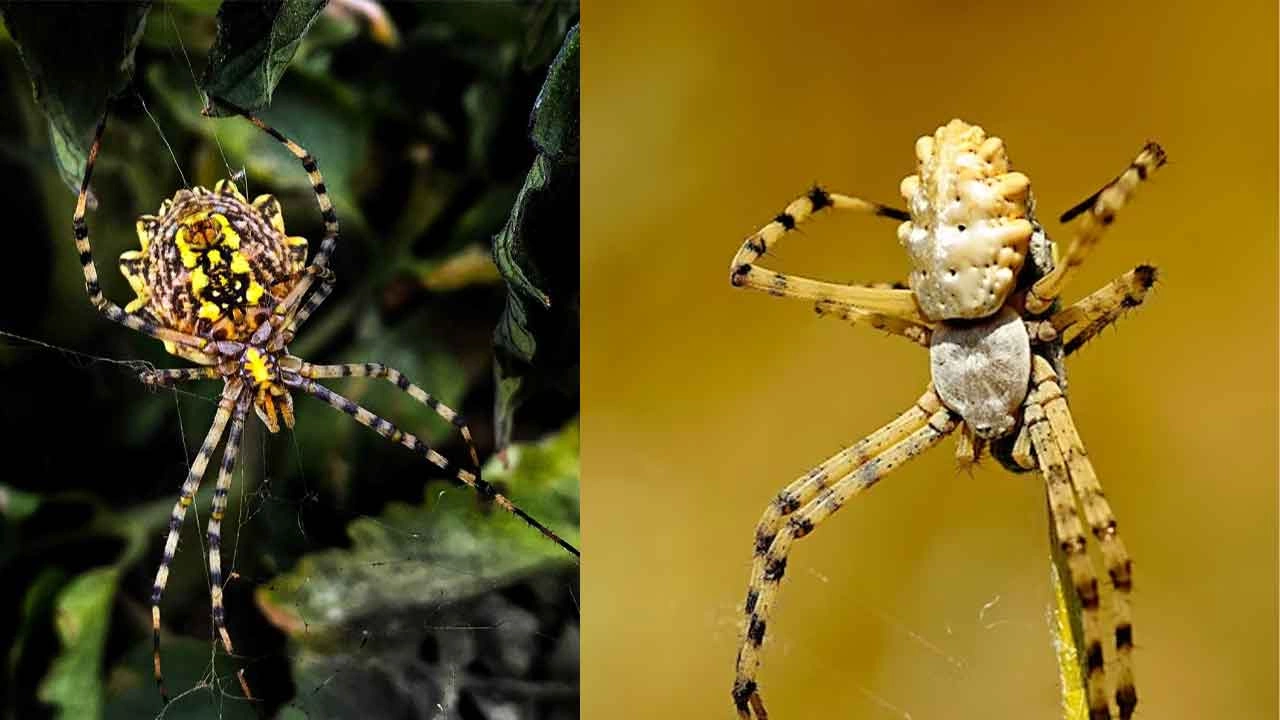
left=1048, top=265, right=1159, bottom=356
left=732, top=389, right=959, bottom=719
left=74, top=99, right=579, bottom=708
left=1025, top=143, right=1167, bottom=313
left=1023, top=355, right=1136, bottom=718
left=729, top=186, right=930, bottom=328
left=727, top=120, right=1165, bottom=720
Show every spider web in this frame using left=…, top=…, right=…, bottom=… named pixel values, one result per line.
left=0, top=11, right=579, bottom=720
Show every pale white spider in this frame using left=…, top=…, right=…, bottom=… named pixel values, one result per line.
left=728, top=119, right=1165, bottom=720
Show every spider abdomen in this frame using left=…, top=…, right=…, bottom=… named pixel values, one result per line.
left=898, top=119, right=1035, bottom=322
left=929, top=307, right=1030, bottom=440
left=118, top=179, right=308, bottom=349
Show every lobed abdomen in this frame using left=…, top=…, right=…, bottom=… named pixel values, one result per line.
left=898, top=119, right=1035, bottom=321
left=118, top=179, right=308, bottom=351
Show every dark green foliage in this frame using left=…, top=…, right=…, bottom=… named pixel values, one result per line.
left=0, top=1, right=151, bottom=192
left=0, top=3, right=579, bottom=719
left=492, top=24, right=579, bottom=449
left=201, top=0, right=328, bottom=113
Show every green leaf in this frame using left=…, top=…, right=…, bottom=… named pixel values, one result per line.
left=491, top=24, right=580, bottom=449
left=38, top=567, right=119, bottom=720
left=528, top=23, right=579, bottom=162
left=200, top=0, right=328, bottom=113
left=0, top=482, right=40, bottom=522
left=256, top=419, right=580, bottom=647
left=8, top=569, right=66, bottom=696
left=149, top=61, right=370, bottom=226
left=0, top=2, right=151, bottom=193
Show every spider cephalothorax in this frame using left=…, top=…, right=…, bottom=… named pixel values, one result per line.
left=728, top=119, right=1165, bottom=720
left=70, top=99, right=579, bottom=708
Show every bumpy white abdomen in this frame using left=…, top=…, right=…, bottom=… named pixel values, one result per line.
left=898, top=119, right=1035, bottom=321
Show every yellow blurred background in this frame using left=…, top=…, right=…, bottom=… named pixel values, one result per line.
left=582, top=2, right=1276, bottom=718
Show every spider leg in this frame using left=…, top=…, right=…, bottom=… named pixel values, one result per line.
left=283, top=375, right=579, bottom=558
left=152, top=379, right=246, bottom=705
left=1026, top=143, right=1166, bottom=313
left=729, top=187, right=927, bottom=322
left=733, top=392, right=959, bottom=719
left=1025, top=360, right=1112, bottom=719
left=293, top=361, right=480, bottom=468
left=1045, top=266, right=1158, bottom=356
left=282, top=276, right=335, bottom=341
left=813, top=299, right=932, bottom=347
left=207, top=393, right=252, bottom=695
left=139, top=366, right=223, bottom=386
left=73, top=110, right=215, bottom=355
left=209, top=97, right=340, bottom=330
left=1034, top=356, right=1136, bottom=717
left=743, top=388, right=941, bottom=605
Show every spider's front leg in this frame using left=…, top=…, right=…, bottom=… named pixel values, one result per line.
left=1025, top=356, right=1136, bottom=719
left=728, top=187, right=931, bottom=336
left=1047, top=265, right=1158, bottom=356
left=209, top=97, right=340, bottom=334
left=733, top=388, right=959, bottom=719
left=292, top=360, right=481, bottom=469
left=1026, top=143, right=1166, bottom=313
left=73, top=109, right=215, bottom=356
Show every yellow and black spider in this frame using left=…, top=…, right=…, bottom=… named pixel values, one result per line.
left=70, top=98, right=579, bottom=705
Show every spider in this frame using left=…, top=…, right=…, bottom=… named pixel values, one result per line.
left=727, top=119, right=1165, bottom=720
left=69, top=98, right=580, bottom=706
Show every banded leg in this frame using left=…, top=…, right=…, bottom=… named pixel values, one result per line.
left=1024, top=366, right=1111, bottom=719
left=139, top=366, right=222, bottom=386
left=152, top=379, right=246, bottom=705
left=207, top=393, right=251, bottom=688
left=1026, top=143, right=1166, bottom=312
left=1034, top=356, right=1136, bottom=717
left=813, top=299, right=932, bottom=347
left=209, top=97, right=340, bottom=326
left=74, top=111, right=214, bottom=354
left=743, top=389, right=941, bottom=609
left=283, top=375, right=579, bottom=558
left=293, top=361, right=480, bottom=468
left=728, top=187, right=926, bottom=322
left=284, top=276, right=335, bottom=338
left=1047, top=266, right=1158, bottom=356
left=733, top=398, right=959, bottom=720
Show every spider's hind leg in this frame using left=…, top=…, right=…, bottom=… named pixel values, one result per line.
left=284, top=375, right=578, bottom=557
left=733, top=388, right=959, bottom=719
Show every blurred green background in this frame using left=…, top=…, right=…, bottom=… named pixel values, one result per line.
left=0, top=2, right=578, bottom=719
left=582, top=2, right=1276, bottom=719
